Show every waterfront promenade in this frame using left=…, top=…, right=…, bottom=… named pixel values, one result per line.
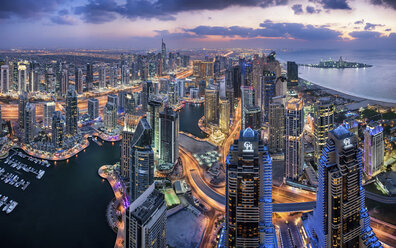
left=98, top=165, right=126, bottom=248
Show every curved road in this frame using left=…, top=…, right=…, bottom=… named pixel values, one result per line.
left=365, top=191, right=396, bottom=204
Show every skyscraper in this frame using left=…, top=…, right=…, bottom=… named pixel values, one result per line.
left=43, top=101, right=56, bottom=128
left=60, top=69, right=68, bottom=96
left=18, top=64, right=27, bottom=93
left=261, top=71, right=276, bottom=123
left=52, top=111, right=64, bottom=149
left=65, top=86, right=78, bottom=136
left=161, top=38, right=167, bottom=72
left=18, top=92, right=28, bottom=128
left=285, top=98, right=304, bottom=181
left=159, top=106, right=179, bottom=165
left=130, top=118, right=154, bottom=201
left=109, top=66, right=117, bottom=87
left=99, top=66, right=106, bottom=89
left=24, top=103, right=36, bottom=143
left=243, top=105, right=261, bottom=131
left=225, top=128, right=275, bottom=247
left=75, top=67, right=83, bottom=94
left=287, top=61, right=298, bottom=86
left=204, top=87, right=218, bottom=124
left=147, top=95, right=164, bottom=155
left=120, top=123, right=135, bottom=180
left=219, top=98, right=230, bottom=133
left=307, top=125, right=382, bottom=248
left=125, top=183, right=167, bottom=248
left=0, top=65, right=9, bottom=93
left=314, top=97, right=334, bottom=165
left=107, top=94, right=118, bottom=110
left=364, top=122, right=384, bottom=177
left=86, top=63, right=94, bottom=91
left=104, top=102, right=117, bottom=131
left=268, top=102, right=285, bottom=153
left=88, top=98, right=99, bottom=120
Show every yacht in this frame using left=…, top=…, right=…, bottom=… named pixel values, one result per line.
left=6, top=201, right=18, bottom=214
left=36, top=170, right=45, bottom=179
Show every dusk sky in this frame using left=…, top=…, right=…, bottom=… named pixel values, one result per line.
left=1, top=0, right=396, bottom=49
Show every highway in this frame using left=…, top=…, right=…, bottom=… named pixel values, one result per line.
left=365, top=191, right=396, bottom=204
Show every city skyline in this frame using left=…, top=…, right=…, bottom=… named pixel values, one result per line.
left=1, top=0, right=396, bottom=49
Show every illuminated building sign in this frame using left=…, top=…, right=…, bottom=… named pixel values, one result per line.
left=243, top=142, right=254, bottom=152
left=343, top=138, right=353, bottom=148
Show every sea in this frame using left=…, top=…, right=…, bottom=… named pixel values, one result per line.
left=277, top=49, right=396, bottom=103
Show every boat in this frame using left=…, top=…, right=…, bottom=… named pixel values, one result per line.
left=36, top=170, right=45, bottom=179
left=2, top=203, right=9, bottom=211
left=6, top=201, right=18, bottom=214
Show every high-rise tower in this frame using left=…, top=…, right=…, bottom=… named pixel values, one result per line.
left=159, top=106, right=179, bottom=165
left=65, top=86, right=78, bottom=136
left=225, top=128, right=275, bottom=247
left=364, top=122, right=384, bottom=177
left=285, top=98, right=304, bottom=181
left=314, top=97, right=334, bottom=165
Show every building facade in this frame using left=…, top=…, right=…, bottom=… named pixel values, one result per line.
left=314, top=97, right=334, bottom=165
left=285, top=98, right=304, bottom=181
left=159, top=107, right=179, bottom=165
left=225, top=128, right=275, bottom=247
left=364, top=122, right=384, bottom=177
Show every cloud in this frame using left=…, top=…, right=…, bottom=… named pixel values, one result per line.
left=364, top=22, right=384, bottom=30
left=0, top=0, right=66, bottom=19
left=370, top=0, right=396, bottom=10
left=306, top=6, right=321, bottom=14
left=354, top=19, right=364, bottom=25
left=349, top=31, right=382, bottom=39
left=310, top=0, right=351, bottom=10
left=185, top=20, right=342, bottom=41
left=385, top=28, right=391, bottom=31
left=75, top=0, right=289, bottom=23
left=292, top=4, right=304, bottom=14
left=50, top=15, right=77, bottom=25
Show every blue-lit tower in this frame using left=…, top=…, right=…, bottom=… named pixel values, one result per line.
left=305, top=125, right=382, bottom=248
left=225, top=128, right=276, bottom=248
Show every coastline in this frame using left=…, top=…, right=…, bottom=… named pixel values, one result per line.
left=301, top=77, right=396, bottom=108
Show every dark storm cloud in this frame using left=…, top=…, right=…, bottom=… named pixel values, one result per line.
left=306, top=6, right=321, bottom=14
left=310, top=0, right=351, bottom=10
left=0, top=0, right=67, bottom=19
left=185, top=20, right=342, bottom=41
left=349, top=31, right=382, bottom=39
left=75, top=0, right=289, bottom=23
left=364, top=22, right=384, bottom=31
left=370, top=0, right=396, bottom=10
left=292, top=4, right=304, bottom=14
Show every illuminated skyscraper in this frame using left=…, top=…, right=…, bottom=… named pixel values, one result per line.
left=159, top=106, right=179, bottom=165
left=161, top=39, right=167, bottom=72
left=24, top=103, right=36, bottom=143
left=43, top=101, right=56, bottom=128
left=130, top=118, right=154, bottom=201
left=147, top=95, right=164, bottom=155
left=65, top=86, right=78, bottom=136
left=193, top=60, right=214, bottom=80
left=88, top=98, right=99, bottom=120
left=225, top=128, right=275, bottom=247
left=18, top=64, right=27, bottom=93
left=314, top=97, right=334, bottom=165
left=109, top=66, right=117, bottom=87
left=364, top=122, right=384, bottom=177
left=60, top=69, right=68, bottom=96
left=204, top=87, right=218, bottom=124
left=219, top=98, right=230, bottom=133
left=307, top=125, right=382, bottom=248
left=125, top=183, right=167, bottom=248
left=268, top=102, right=285, bottom=153
left=0, top=65, right=9, bottom=93
left=75, top=67, right=83, bottom=94
left=121, top=124, right=135, bottom=179
left=18, top=92, right=28, bottom=128
left=285, top=98, right=304, bottom=181
left=52, top=111, right=64, bottom=149
left=104, top=102, right=117, bottom=132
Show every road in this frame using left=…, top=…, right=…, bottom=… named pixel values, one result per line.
left=365, top=191, right=396, bottom=204
left=221, top=98, right=241, bottom=165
